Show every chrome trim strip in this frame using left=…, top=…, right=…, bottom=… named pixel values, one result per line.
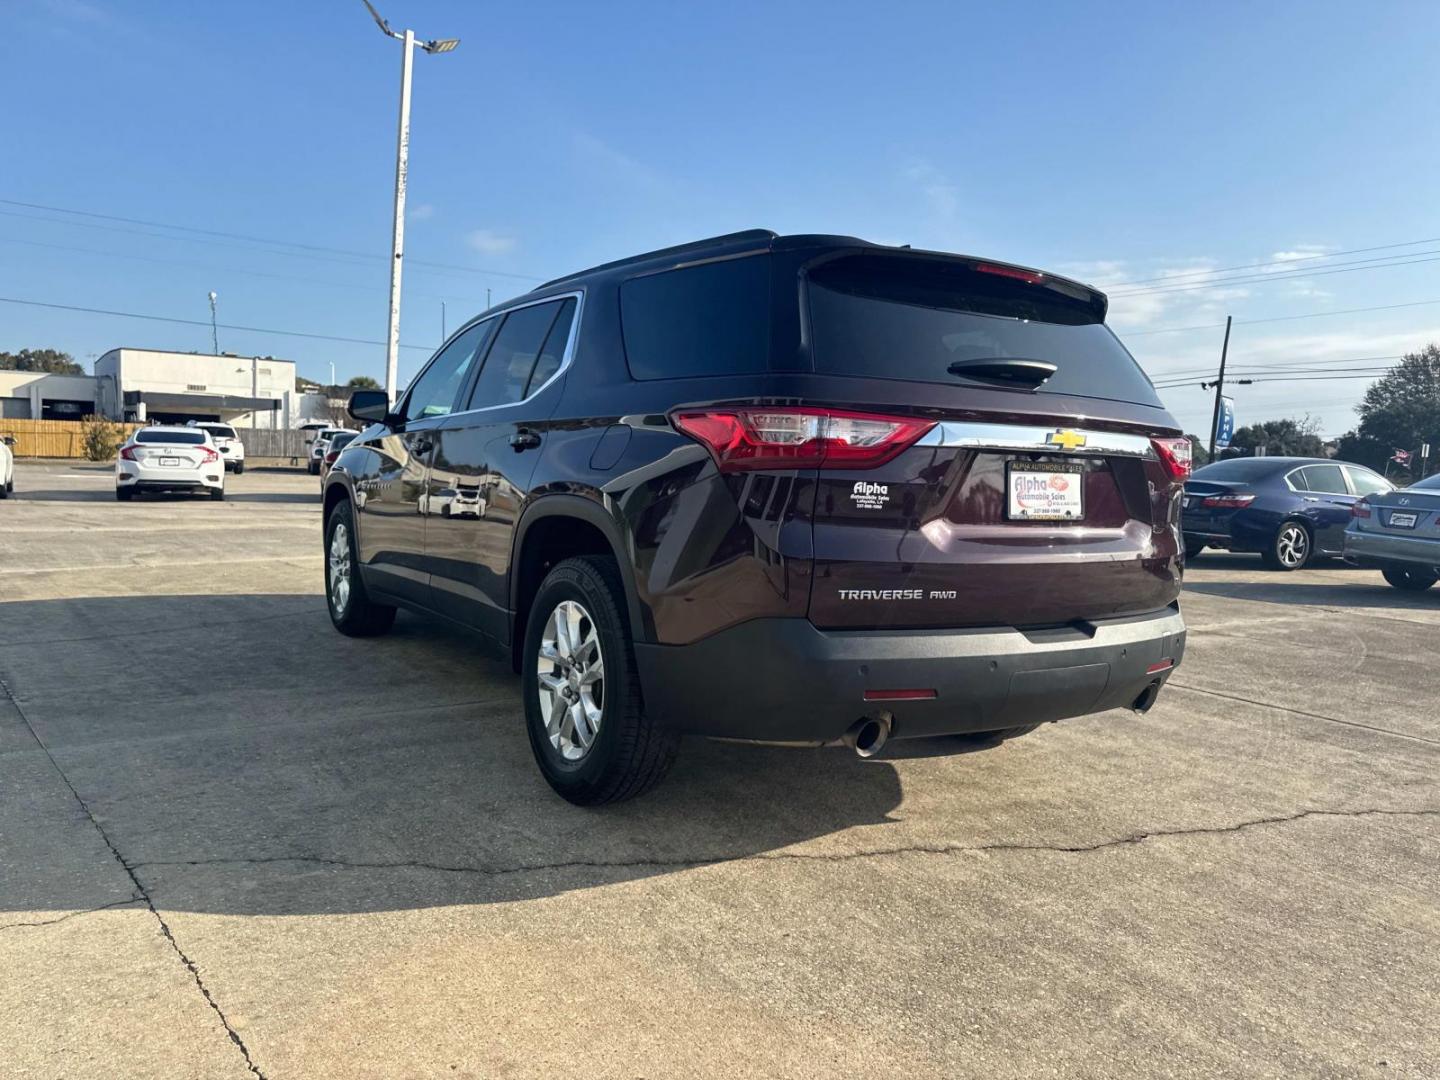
left=916, top=422, right=1156, bottom=457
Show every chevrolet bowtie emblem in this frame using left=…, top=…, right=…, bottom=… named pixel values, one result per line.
left=1045, top=429, right=1088, bottom=451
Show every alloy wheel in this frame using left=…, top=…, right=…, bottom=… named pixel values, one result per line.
left=536, top=599, right=605, bottom=761
left=1276, top=524, right=1309, bottom=568
left=329, top=522, right=352, bottom=615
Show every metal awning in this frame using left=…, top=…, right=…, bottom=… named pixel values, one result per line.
left=122, top=391, right=279, bottom=412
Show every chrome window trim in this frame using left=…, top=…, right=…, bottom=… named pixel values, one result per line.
left=916, top=422, right=1156, bottom=458
left=399, top=289, right=585, bottom=422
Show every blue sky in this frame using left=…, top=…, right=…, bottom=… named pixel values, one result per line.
left=3, top=0, right=1439, bottom=438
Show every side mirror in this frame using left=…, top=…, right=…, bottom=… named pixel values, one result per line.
left=349, top=389, right=391, bottom=425
left=2, top=436, right=14, bottom=447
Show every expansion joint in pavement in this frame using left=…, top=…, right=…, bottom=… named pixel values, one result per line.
left=0, top=676, right=268, bottom=1080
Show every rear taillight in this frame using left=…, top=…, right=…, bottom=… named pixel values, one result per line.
left=199, top=447, right=220, bottom=464
left=119, top=445, right=138, bottom=461
left=1201, top=493, right=1256, bottom=508
left=1352, top=499, right=1372, bottom=519
left=1150, top=437, right=1192, bottom=481
left=325, top=451, right=340, bottom=465
left=672, top=408, right=935, bottom=471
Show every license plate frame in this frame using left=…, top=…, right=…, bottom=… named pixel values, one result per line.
left=1388, top=511, right=1419, bottom=529
left=1007, top=462, right=1085, bottom=522
left=159, top=456, right=182, bottom=467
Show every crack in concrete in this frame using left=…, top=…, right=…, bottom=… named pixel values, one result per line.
left=132, top=806, right=1440, bottom=881
left=0, top=676, right=267, bottom=1080
left=0, top=896, right=146, bottom=933
left=1168, top=681, right=1440, bottom=748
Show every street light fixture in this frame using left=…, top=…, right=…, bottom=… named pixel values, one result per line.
left=360, top=0, right=459, bottom=406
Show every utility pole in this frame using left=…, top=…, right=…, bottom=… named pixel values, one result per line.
left=486, top=287, right=492, bottom=310
left=208, top=291, right=219, bottom=354
left=441, top=300, right=447, bottom=340
left=251, top=357, right=258, bottom=431
left=361, top=1, right=459, bottom=407
left=1207, top=315, right=1233, bottom=461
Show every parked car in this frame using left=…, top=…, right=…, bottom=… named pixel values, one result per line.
left=308, top=427, right=349, bottom=475
left=116, top=426, right=225, bottom=501
left=1182, top=456, right=1391, bottom=570
left=0, top=434, right=14, bottom=499
left=321, top=230, right=1190, bottom=803
left=1344, top=473, right=1440, bottom=590
left=189, top=421, right=246, bottom=473
left=319, top=430, right=356, bottom=481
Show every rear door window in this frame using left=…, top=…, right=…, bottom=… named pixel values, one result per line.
left=1298, top=464, right=1349, bottom=495
left=467, top=301, right=566, bottom=409
left=806, top=253, right=1161, bottom=407
left=621, top=256, right=769, bottom=380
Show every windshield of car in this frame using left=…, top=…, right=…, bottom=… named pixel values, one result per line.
left=136, top=430, right=207, bottom=444
left=1190, top=459, right=1283, bottom=482
left=805, top=253, right=1162, bottom=407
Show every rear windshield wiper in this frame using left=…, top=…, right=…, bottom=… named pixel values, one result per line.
left=946, top=357, right=1057, bottom=389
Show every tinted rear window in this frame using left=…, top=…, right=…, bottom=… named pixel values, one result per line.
left=202, top=425, right=237, bottom=439
left=806, top=254, right=1161, bottom=407
left=137, top=430, right=206, bottom=444
left=328, top=433, right=356, bottom=450
left=1410, top=474, right=1440, bottom=491
left=1191, top=459, right=1284, bottom=482
left=621, top=256, right=769, bottom=380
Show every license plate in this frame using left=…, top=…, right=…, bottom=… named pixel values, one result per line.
left=1183, top=496, right=1197, bottom=509
left=159, top=457, right=182, bottom=467
left=1388, top=511, right=1419, bottom=529
left=1008, top=463, right=1085, bottom=521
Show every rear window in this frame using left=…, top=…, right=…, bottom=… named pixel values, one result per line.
left=201, top=425, right=237, bottom=439
left=806, top=254, right=1161, bottom=407
left=1410, top=474, right=1440, bottom=491
left=1191, top=459, right=1283, bottom=482
left=621, top=256, right=769, bottom=380
left=328, top=433, right=356, bottom=450
left=136, top=430, right=206, bottom=444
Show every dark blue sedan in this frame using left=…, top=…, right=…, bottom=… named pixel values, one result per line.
left=1182, top=457, right=1393, bottom=570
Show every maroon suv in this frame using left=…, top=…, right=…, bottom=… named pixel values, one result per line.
left=324, top=231, right=1190, bottom=803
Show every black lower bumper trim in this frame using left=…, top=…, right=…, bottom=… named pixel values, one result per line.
left=635, top=606, right=1186, bottom=743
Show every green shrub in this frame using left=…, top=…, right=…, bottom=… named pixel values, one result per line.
left=80, top=415, right=125, bottom=462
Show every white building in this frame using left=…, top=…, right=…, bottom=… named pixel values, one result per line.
left=94, top=349, right=297, bottom=427
left=0, top=370, right=99, bottom=420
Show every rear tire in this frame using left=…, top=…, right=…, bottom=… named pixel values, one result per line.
left=116, top=487, right=132, bottom=502
left=1262, top=521, right=1312, bottom=571
left=1184, top=539, right=1205, bottom=560
left=0, top=479, right=8, bottom=500
left=308, top=460, right=320, bottom=476
left=210, top=487, right=225, bottom=501
left=234, top=462, right=245, bottom=475
left=325, top=499, right=396, bottom=636
left=1382, top=567, right=1437, bottom=592
left=523, top=555, right=677, bottom=805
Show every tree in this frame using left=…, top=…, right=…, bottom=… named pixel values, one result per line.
left=346, top=375, right=381, bottom=390
left=0, top=348, right=83, bottom=376
left=1186, top=434, right=1211, bottom=469
left=1335, top=344, right=1440, bottom=476
left=80, top=415, right=124, bottom=462
left=1223, top=416, right=1325, bottom=459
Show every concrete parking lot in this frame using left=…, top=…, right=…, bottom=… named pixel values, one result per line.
left=2, top=459, right=1437, bottom=1079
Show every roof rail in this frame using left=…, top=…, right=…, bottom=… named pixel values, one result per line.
left=537, top=229, right=777, bottom=290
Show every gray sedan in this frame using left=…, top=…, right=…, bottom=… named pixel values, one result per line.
left=1344, top=473, right=1440, bottom=590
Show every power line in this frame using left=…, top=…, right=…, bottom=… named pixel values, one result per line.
left=0, top=295, right=437, bottom=352
left=1122, top=297, right=1440, bottom=337
left=1101, top=236, right=1440, bottom=288
left=1110, top=251, right=1440, bottom=299
left=0, top=199, right=544, bottom=282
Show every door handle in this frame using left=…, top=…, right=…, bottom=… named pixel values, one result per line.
left=510, top=429, right=542, bottom=451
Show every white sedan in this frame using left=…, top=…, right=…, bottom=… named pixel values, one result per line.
left=0, top=434, right=13, bottom=499
left=116, top=426, right=226, bottom=502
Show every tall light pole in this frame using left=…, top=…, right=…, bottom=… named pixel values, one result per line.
left=207, top=291, right=219, bottom=354
left=361, top=1, right=459, bottom=406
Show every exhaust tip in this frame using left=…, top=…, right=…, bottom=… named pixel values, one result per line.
left=1131, top=681, right=1163, bottom=714
left=844, top=717, right=891, bottom=758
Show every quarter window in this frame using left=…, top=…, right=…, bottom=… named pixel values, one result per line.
left=620, top=256, right=770, bottom=380
left=402, top=319, right=496, bottom=422
left=467, top=300, right=567, bottom=409
left=525, top=298, right=577, bottom=397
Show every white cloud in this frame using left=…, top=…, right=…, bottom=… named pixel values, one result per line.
left=409, top=203, right=436, bottom=222
left=901, top=160, right=959, bottom=223
left=571, top=132, right=670, bottom=195
left=466, top=229, right=517, bottom=256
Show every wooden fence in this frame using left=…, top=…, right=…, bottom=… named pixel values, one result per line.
left=0, top=418, right=314, bottom=460
left=0, top=418, right=141, bottom=459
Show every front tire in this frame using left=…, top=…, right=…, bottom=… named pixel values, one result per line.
left=325, top=499, right=396, bottom=636
left=523, top=556, right=677, bottom=805
left=233, top=462, right=244, bottom=475
left=1382, top=567, right=1438, bottom=592
left=1263, top=521, right=1312, bottom=570
left=308, top=460, right=320, bottom=476
left=1184, top=539, right=1206, bottom=561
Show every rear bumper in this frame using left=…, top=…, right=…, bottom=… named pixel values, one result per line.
left=117, top=465, right=222, bottom=491
left=634, top=605, right=1186, bottom=743
left=1344, top=529, right=1440, bottom=572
